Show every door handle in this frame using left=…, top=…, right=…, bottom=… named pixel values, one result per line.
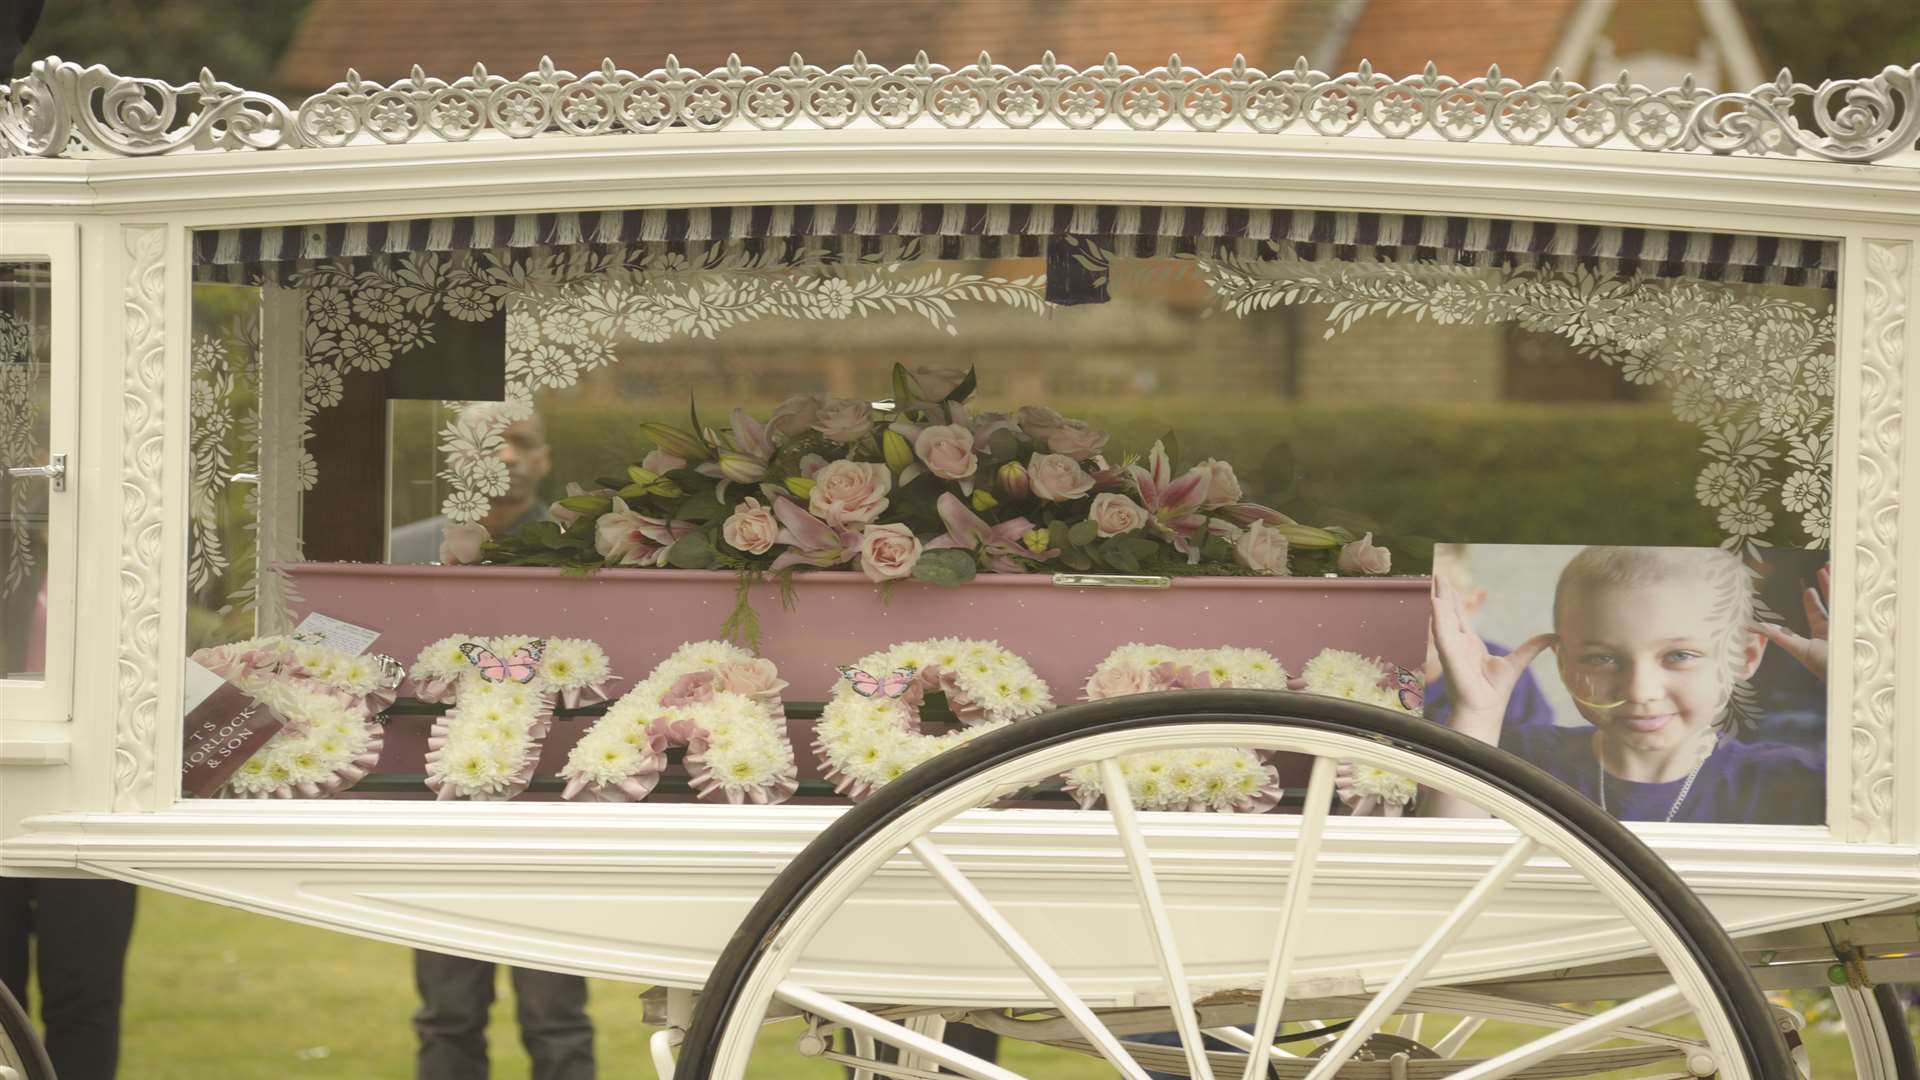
left=6, top=452, right=66, bottom=492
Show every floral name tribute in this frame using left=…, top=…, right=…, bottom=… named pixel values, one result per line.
left=191, top=628, right=1418, bottom=813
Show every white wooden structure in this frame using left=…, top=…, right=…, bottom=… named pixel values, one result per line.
left=1, top=54, right=1917, bottom=1076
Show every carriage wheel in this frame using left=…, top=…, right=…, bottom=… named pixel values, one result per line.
left=1831, top=983, right=1919, bottom=1080
left=677, top=690, right=1795, bottom=1079
left=0, top=980, right=54, bottom=1080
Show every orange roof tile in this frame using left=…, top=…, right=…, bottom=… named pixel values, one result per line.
left=275, top=0, right=1320, bottom=93
left=1332, top=0, right=1580, bottom=82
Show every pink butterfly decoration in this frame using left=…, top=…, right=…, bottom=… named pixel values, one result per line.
left=460, top=639, right=547, bottom=684
left=838, top=665, right=918, bottom=699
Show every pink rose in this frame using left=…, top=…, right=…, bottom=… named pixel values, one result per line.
left=914, top=424, right=978, bottom=482
left=858, top=522, right=922, bottom=583
left=1233, top=522, right=1290, bottom=575
left=1027, top=452, right=1094, bottom=502
left=1087, top=493, right=1148, bottom=537
left=1015, top=405, right=1065, bottom=443
left=641, top=449, right=686, bottom=476
left=809, top=460, right=891, bottom=526
left=1084, top=664, right=1159, bottom=701
left=767, top=394, right=825, bottom=441
left=1045, top=419, right=1109, bottom=459
left=1199, top=459, right=1242, bottom=508
left=438, top=522, right=490, bottom=565
left=661, top=671, right=718, bottom=708
left=716, top=657, right=788, bottom=705
left=799, top=453, right=828, bottom=479
left=722, top=497, right=779, bottom=555
left=812, top=398, right=875, bottom=444
left=1337, top=532, right=1392, bottom=575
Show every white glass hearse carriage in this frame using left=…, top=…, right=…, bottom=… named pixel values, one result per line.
left=2, top=51, right=1919, bottom=1078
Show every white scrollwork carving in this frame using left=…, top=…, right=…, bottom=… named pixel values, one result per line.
left=1853, top=239, right=1906, bottom=842
left=7, top=53, right=1919, bottom=162
left=116, top=226, right=167, bottom=811
left=1186, top=253, right=1835, bottom=556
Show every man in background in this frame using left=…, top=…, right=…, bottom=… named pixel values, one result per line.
left=388, top=400, right=591, bottom=1080
left=390, top=402, right=553, bottom=564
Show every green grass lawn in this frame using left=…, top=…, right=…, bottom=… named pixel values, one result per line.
left=41, top=888, right=1880, bottom=1077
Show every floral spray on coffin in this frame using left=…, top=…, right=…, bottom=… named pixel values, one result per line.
left=472, top=363, right=1400, bottom=647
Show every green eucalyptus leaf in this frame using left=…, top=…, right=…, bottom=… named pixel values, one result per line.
left=1067, top=520, right=1099, bottom=547
left=987, top=428, right=1019, bottom=463
left=666, top=532, right=717, bottom=570
left=1099, top=538, right=1141, bottom=573
left=911, top=549, right=977, bottom=586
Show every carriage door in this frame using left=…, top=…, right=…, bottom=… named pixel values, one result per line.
left=0, top=223, right=79, bottom=748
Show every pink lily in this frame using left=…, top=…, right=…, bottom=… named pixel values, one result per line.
left=768, top=496, right=859, bottom=570
left=925, top=492, right=1054, bottom=574
left=696, top=408, right=777, bottom=493
left=1128, top=441, right=1212, bottom=560
left=595, top=497, right=695, bottom=566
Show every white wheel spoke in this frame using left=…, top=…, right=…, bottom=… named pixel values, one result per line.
left=778, top=982, right=1025, bottom=1080
left=1240, top=756, right=1337, bottom=1080
left=1434, top=1014, right=1487, bottom=1057
left=899, top=1014, right=947, bottom=1074
left=1205, top=1025, right=1298, bottom=1061
left=1303, top=837, right=1538, bottom=1080
left=1101, top=757, right=1216, bottom=1080
left=1441, top=984, right=1694, bottom=1080
left=909, top=836, right=1154, bottom=1080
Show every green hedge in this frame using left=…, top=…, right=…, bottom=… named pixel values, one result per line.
left=392, top=398, right=1723, bottom=572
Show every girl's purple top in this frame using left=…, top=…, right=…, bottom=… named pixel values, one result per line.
left=1500, top=725, right=1826, bottom=826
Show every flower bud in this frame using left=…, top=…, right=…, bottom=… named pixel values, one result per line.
left=969, top=489, right=999, bottom=513
left=638, top=422, right=710, bottom=462
left=1272, top=523, right=1342, bottom=549
left=717, top=451, right=768, bottom=485
left=996, top=460, right=1030, bottom=499
left=783, top=476, right=817, bottom=499
left=1022, top=527, right=1051, bottom=554
left=882, top=428, right=915, bottom=474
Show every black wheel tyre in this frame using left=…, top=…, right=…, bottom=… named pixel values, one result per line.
left=0, top=978, right=55, bottom=1080
left=1871, top=983, right=1919, bottom=1077
left=676, top=690, right=1796, bottom=1078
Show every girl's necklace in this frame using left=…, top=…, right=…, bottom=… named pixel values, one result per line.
left=1598, top=745, right=1711, bottom=824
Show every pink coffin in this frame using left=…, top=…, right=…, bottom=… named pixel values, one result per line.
left=282, top=564, right=1431, bottom=795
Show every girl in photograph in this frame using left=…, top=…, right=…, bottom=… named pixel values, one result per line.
left=1426, top=546, right=1826, bottom=825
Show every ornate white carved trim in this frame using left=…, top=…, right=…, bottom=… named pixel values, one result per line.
left=114, top=225, right=166, bottom=811
left=6, top=53, right=1920, bottom=162
left=1853, top=239, right=1907, bottom=843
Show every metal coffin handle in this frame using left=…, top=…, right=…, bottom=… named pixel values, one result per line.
left=5, top=452, right=65, bottom=492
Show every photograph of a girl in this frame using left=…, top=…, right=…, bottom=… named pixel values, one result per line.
left=1425, top=544, right=1828, bottom=826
